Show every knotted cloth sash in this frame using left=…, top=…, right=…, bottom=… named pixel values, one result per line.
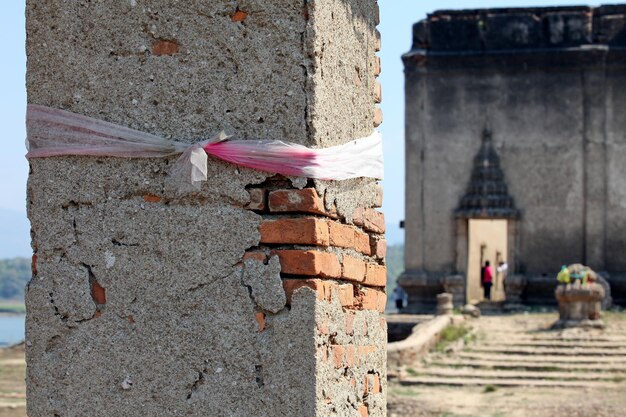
left=26, top=105, right=384, bottom=186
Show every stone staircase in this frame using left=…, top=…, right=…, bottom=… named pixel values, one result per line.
left=399, top=313, right=626, bottom=388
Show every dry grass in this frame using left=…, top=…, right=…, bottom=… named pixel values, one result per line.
left=0, top=345, right=25, bottom=417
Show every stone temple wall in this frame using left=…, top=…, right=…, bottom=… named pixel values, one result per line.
left=25, top=1, right=386, bottom=416
left=402, top=5, right=626, bottom=309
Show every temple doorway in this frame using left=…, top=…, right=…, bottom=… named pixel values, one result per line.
left=466, top=219, right=508, bottom=304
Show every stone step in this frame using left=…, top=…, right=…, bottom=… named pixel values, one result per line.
left=480, top=340, right=626, bottom=349
left=467, top=346, right=626, bottom=356
left=414, top=366, right=626, bottom=381
left=399, top=376, right=619, bottom=388
left=456, top=351, right=626, bottom=363
left=482, top=334, right=626, bottom=343
left=429, top=358, right=626, bottom=372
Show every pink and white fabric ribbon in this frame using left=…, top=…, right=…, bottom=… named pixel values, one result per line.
left=26, top=105, right=384, bottom=186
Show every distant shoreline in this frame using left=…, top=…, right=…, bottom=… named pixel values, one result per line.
left=0, top=300, right=26, bottom=316
left=0, top=311, right=25, bottom=317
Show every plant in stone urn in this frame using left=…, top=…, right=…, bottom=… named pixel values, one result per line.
left=554, top=264, right=605, bottom=329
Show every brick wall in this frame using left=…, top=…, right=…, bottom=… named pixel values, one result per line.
left=244, top=185, right=386, bottom=312
left=244, top=182, right=387, bottom=416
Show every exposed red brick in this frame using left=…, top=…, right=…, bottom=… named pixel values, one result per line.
left=353, top=207, right=385, bottom=234
left=363, top=375, right=369, bottom=396
left=260, top=218, right=329, bottom=246
left=364, top=264, right=386, bottom=287
left=245, top=188, right=266, bottom=211
left=91, top=279, right=106, bottom=305
left=231, top=10, right=248, bottom=22
left=325, top=282, right=338, bottom=304
left=93, top=311, right=102, bottom=319
left=357, top=346, right=377, bottom=364
left=328, top=222, right=370, bottom=255
left=357, top=287, right=386, bottom=312
left=328, top=222, right=353, bottom=248
left=337, top=283, right=354, bottom=307
left=373, top=107, right=383, bottom=127
left=372, top=375, right=381, bottom=394
left=373, top=56, right=382, bottom=76
left=31, top=254, right=37, bottom=275
left=255, top=312, right=266, bottom=332
left=358, top=405, right=369, bottom=417
left=268, top=188, right=328, bottom=216
left=345, top=313, right=355, bottom=336
left=378, top=291, right=387, bottom=313
left=332, top=345, right=345, bottom=369
left=342, top=256, right=366, bottom=282
left=283, top=279, right=331, bottom=304
left=143, top=194, right=161, bottom=203
left=370, top=237, right=387, bottom=258
left=272, top=250, right=341, bottom=278
left=243, top=252, right=268, bottom=263
left=152, top=40, right=179, bottom=56
left=317, top=322, right=330, bottom=335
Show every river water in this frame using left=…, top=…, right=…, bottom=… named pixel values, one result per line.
left=0, top=314, right=25, bottom=346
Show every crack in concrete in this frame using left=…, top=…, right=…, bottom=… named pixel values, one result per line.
left=186, top=369, right=206, bottom=400
left=111, top=238, right=140, bottom=247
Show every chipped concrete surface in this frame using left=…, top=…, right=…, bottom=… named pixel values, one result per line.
left=27, top=271, right=319, bottom=416
left=306, top=0, right=379, bottom=147
left=243, top=256, right=287, bottom=314
left=26, top=0, right=310, bottom=145
left=307, top=0, right=382, bottom=225
left=316, top=289, right=387, bottom=416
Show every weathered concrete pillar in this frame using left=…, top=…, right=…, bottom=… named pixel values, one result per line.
left=582, top=67, right=608, bottom=271
left=26, top=1, right=385, bottom=416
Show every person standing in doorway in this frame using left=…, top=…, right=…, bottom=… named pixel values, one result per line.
left=482, top=261, right=493, bottom=301
left=393, top=285, right=406, bottom=312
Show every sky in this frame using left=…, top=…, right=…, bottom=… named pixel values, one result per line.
left=0, top=0, right=623, bottom=258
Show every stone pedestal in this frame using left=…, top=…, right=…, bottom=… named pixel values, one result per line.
left=554, top=283, right=605, bottom=329
left=398, top=271, right=444, bottom=313
left=436, top=293, right=454, bottom=315
left=504, top=274, right=527, bottom=310
left=443, top=274, right=465, bottom=306
left=25, top=1, right=386, bottom=416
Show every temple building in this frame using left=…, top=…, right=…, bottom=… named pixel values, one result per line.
left=400, top=5, right=626, bottom=311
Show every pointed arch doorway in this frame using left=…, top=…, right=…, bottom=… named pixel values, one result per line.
left=455, top=130, right=520, bottom=305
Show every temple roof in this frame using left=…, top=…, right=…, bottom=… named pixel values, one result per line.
left=456, top=129, right=520, bottom=219
left=406, top=5, right=626, bottom=54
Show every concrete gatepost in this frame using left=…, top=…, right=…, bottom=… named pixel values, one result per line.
left=26, top=1, right=386, bottom=416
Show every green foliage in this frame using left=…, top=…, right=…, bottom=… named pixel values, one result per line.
left=483, top=384, right=497, bottom=393
left=0, top=258, right=30, bottom=301
left=389, top=387, right=420, bottom=398
left=0, top=302, right=26, bottom=314
left=406, top=367, right=419, bottom=376
left=435, top=324, right=471, bottom=352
